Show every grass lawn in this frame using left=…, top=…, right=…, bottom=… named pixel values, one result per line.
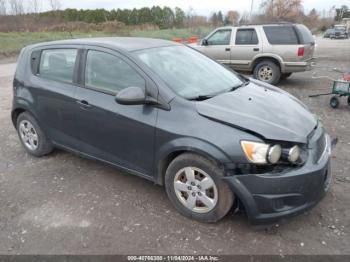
left=0, top=27, right=213, bottom=57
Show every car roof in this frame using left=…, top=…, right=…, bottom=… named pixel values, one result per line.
left=28, top=37, right=180, bottom=52
left=214, top=23, right=298, bottom=30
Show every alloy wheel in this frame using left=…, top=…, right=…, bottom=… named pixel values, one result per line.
left=258, top=65, right=273, bottom=81
left=19, top=120, right=39, bottom=151
left=173, top=167, right=218, bottom=213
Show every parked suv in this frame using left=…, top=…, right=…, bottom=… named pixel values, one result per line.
left=191, top=23, right=315, bottom=84
left=12, top=38, right=332, bottom=223
left=330, top=28, right=348, bottom=39
left=323, top=28, right=335, bottom=38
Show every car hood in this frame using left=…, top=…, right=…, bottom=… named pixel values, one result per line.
left=196, top=79, right=317, bottom=143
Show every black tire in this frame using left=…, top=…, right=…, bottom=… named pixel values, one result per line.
left=281, top=73, right=292, bottom=79
left=330, top=96, right=340, bottom=108
left=16, top=112, right=53, bottom=157
left=253, top=60, right=281, bottom=85
left=347, top=96, right=350, bottom=106
left=165, top=153, right=234, bottom=223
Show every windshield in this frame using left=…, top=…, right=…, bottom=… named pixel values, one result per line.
left=134, top=45, right=243, bottom=99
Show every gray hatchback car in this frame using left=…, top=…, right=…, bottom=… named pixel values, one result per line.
left=12, top=37, right=332, bottom=224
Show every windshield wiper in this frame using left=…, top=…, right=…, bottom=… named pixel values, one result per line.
left=188, top=94, right=215, bottom=101
left=187, top=78, right=250, bottom=101
left=228, top=79, right=250, bottom=92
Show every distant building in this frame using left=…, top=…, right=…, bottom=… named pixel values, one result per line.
left=342, top=17, right=350, bottom=32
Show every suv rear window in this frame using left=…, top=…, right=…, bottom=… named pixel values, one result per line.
left=263, top=26, right=299, bottom=45
left=39, top=49, right=78, bottom=83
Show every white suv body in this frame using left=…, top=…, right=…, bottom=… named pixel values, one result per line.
left=191, top=24, right=315, bottom=84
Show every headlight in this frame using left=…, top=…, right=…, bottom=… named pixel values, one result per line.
left=288, top=145, right=300, bottom=163
left=268, top=145, right=282, bottom=164
left=241, top=141, right=281, bottom=164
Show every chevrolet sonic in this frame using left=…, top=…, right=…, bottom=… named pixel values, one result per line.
left=12, top=38, right=332, bottom=223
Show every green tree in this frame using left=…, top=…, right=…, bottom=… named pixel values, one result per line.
left=175, top=7, right=185, bottom=27
left=210, top=12, right=218, bottom=26
left=116, top=9, right=131, bottom=24
left=129, top=8, right=139, bottom=25
left=161, top=6, right=175, bottom=28
left=138, top=7, right=152, bottom=24
left=151, top=6, right=163, bottom=27
left=217, top=11, right=224, bottom=25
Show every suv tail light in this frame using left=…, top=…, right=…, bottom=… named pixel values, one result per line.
left=298, top=47, right=304, bottom=57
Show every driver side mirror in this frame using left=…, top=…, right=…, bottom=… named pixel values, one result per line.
left=202, top=39, right=208, bottom=46
left=115, top=86, right=158, bottom=106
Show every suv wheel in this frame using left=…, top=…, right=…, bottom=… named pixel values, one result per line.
left=253, top=60, right=281, bottom=85
left=17, top=112, right=53, bottom=157
left=165, top=153, right=234, bottom=223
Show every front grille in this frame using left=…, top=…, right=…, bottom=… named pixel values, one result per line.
left=314, top=132, right=326, bottom=162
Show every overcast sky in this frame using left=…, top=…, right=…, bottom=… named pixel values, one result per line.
left=49, top=0, right=348, bottom=15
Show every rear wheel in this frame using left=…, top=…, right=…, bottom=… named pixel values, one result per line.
left=165, top=153, right=234, bottom=223
left=16, top=112, right=53, bottom=157
left=330, top=96, right=340, bottom=108
left=253, top=60, right=281, bottom=85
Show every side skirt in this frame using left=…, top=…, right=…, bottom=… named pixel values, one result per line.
left=52, top=142, right=156, bottom=183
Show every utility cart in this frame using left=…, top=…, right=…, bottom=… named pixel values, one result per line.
left=310, top=69, right=350, bottom=108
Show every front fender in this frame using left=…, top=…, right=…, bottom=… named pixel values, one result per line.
left=154, top=137, right=232, bottom=185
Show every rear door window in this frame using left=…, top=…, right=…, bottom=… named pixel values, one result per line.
left=235, top=29, right=259, bottom=45
left=263, top=26, right=299, bottom=44
left=39, top=49, right=78, bottom=83
left=207, top=29, right=232, bottom=45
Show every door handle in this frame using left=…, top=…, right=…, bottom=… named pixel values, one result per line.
left=225, top=48, right=231, bottom=51
left=253, top=48, right=259, bottom=51
left=76, top=100, right=92, bottom=109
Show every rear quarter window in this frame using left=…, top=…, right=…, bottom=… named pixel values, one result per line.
left=263, top=26, right=299, bottom=45
left=295, top=24, right=314, bottom=44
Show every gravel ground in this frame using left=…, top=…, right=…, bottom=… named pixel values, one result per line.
left=0, top=37, right=349, bottom=255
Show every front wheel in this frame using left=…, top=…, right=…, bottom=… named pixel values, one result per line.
left=253, top=60, right=281, bottom=85
left=165, top=153, right=234, bottom=223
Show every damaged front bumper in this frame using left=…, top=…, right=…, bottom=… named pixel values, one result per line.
left=223, top=131, right=335, bottom=224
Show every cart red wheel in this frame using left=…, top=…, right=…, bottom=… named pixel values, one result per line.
left=330, top=96, right=340, bottom=108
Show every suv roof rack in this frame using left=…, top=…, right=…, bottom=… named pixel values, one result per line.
left=238, top=22, right=294, bottom=26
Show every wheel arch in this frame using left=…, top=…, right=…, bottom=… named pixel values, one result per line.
left=12, top=99, right=40, bottom=129
left=154, top=138, right=231, bottom=186
left=251, top=55, right=283, bottom=72
left=11, top=108, right=26, bottom=128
